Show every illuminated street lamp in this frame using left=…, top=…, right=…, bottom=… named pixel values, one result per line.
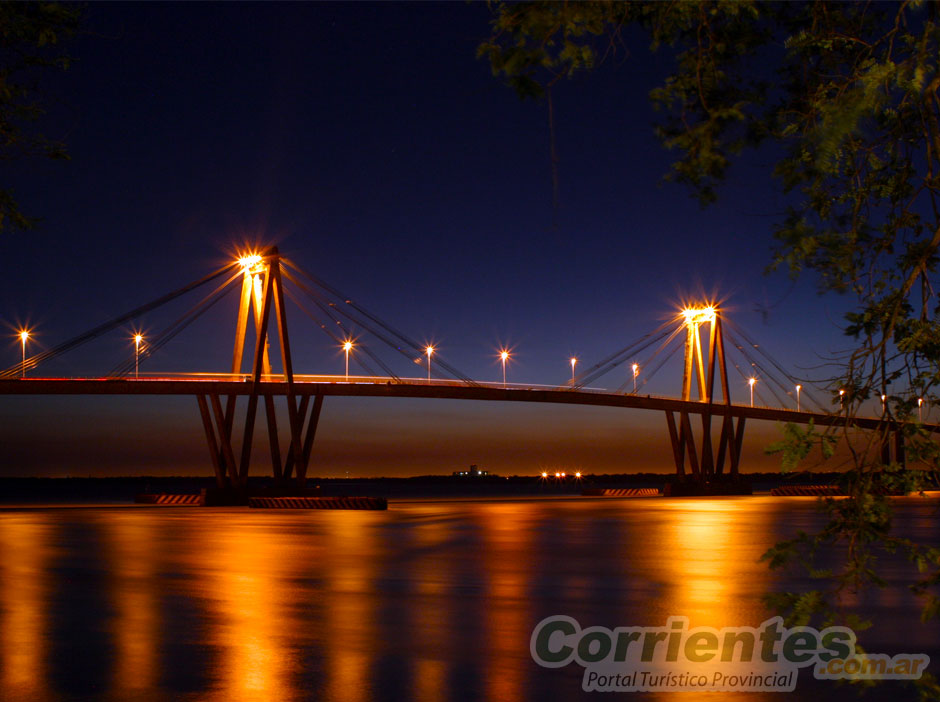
left=134, top=334, right=144, bottom=379
left=795, top=384, right=801, bottom=412
left=918, top=397, right=924, bottom=423
left=500, top=350, right=510, bottom=387
left=19, top=330, right=30, bottom=378
left=343, top=340, right=353, bottom=381
left=632, top=363, right=639, bottom=394
left=748, top=377, right=756, bottom=407
left=570, top=357, right=577, bottom=384
left=839, top=389, right=845, bottom=410
left=881, top=394, right=887, bottom=415
left=425, top=345, right=434, bottom=384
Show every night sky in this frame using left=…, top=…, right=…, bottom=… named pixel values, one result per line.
left=0, top=3, right=855, bottom=478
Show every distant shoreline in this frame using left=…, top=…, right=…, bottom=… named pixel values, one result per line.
left=0, top=472, right=874, bottom=503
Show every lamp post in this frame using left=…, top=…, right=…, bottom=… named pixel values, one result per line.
left=839, top=389, right=845, bottom=410
left=632, top=363, right=639, bottom=394
left=570, top=357, right=577, bottom=384
left=881, top=394, right=886, bottom=415
left=500, top=350, right=510, bottom=387
left=343, top=340, right=353, bottom=381
left=425, top=346, right=434, bottom=384
left=918, top=397, right=923, bottom=423
left=749, top=377, right=756, bottom=407
left=19, top=330, right=29, bottom=378
left=795, top=384, right=801, bottom=412
left=134, top=334, right=143, bottom=379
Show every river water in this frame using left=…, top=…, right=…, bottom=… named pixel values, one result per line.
left=0, top=496, right=936, bottom=701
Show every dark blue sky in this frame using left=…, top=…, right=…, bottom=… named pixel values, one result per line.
left=0, top=2, right=854, bottom=477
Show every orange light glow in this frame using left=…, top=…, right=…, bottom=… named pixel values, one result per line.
left=680, top=306, right=716, bottom=327
left=541, top=471, right=548, bottom=478
left=343, top=341, right=353, bottom=352
left=748, top=377, right=756, bottom=387
left=237, top=253, right=264, bottom=274
left=575, top=471, right=581, bottom=479
left=425, top=346, right=434, bottom=356
left=500, top=350, right=510, bottom=362
left=134, top=334, right=143, bottom=345
left=18, top=330, right=29, bottom=343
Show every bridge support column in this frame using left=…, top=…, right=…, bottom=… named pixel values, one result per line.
left=664, top=309, right=751, bottom=495
left=195, top=246, right=325, bottom=500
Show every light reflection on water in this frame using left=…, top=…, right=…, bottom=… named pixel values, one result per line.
left=0, top=497, right=936, bottom=701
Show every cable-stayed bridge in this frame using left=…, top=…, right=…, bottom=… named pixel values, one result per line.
left=0, top=247, right=929, bottom=496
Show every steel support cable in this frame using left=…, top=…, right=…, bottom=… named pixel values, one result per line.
left=572, top=318, right=678, bottom=388
left=1, top=262, right=239, bottom=378
left=573, top=319, right=680, bottom=389
left=282, top=285, right=391, bottom=380
left=727, top=352, right=770, bottom=407
left=109, top=273, right=239, bottom=377
left=282, top=269, right=415, bottom=379
left=283, top=259, right=478, bottom=385
left=724, top=317, right=826, bottom=412
left=621, top=334, right=684, bottom=394
left=282, top=267, right=474, bottom=385
left=726, top=343, right=781, bottom=408
left=724, top=334, right=789, bottom=408
left=108, top=272, right=240, bottom=377
left=614, top=323, right=686, bottom=393
left=724, top=328, right=802, bottom=409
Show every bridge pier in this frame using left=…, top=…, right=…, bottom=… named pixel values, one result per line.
left=663, top=309, right=752, bottom=496
left=194, top=247, right=324, bottom=503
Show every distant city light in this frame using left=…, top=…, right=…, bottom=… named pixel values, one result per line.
left=748, top=377, right=756, bottom=407
left=795, top=384, right=801, bottom=412
left=570, top=357, right=577, bottom=384
left=425, top=345, right=434, bottom=384
left=632, top=362, right=639, bottom=393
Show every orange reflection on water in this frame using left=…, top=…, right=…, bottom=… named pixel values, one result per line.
left=477, top=502, right=533, bottom=702
left=0, top=515, right=51, bottom=697
left=322, top=511, right=383, bottom=702
left=106, top=511, right=158, bottom=693
left=658, top=498, right=773, bottom=627
left=409, top=509, right=457, bottom=702
left=192, top=512, right=301, bottom=702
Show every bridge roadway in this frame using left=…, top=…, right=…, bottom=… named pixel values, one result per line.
left=1, top=375, right=932, bottom=432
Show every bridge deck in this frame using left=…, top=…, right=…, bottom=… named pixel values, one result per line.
left=0, top=377, right=927, bottom=431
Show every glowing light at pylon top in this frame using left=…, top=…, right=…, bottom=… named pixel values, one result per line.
left=680, top=306, right=717, bottom=326
left=237, top=253, right=265, bottom=275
